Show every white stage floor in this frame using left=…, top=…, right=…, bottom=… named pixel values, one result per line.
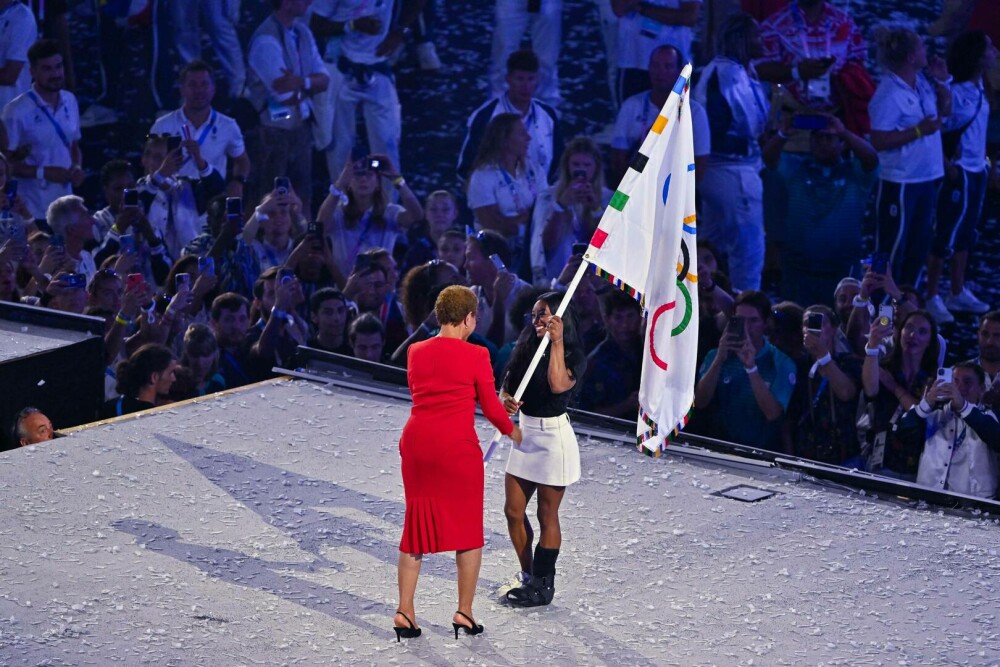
left=1, top=378, right=998, bottom=666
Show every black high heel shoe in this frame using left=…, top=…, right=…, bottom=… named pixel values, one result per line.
left=393, top=610, right=421, bottom=642
left=452, top=610, right=484, bottom=639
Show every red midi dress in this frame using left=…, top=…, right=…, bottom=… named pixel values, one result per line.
left=398, top=337, right=514, bottom=554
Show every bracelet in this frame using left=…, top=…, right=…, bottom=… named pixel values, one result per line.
left=816, top=352, right=832, bottom=367
left=392, top=176, right=405, bottom=188
left=914, top=125, right=922, bottom=140
left=115, top=313, right=133, bottom=327
left=36, top=166, right=44, bottom=181
left=865, top=346, right=881, bottom=357
left=744, top=365, right=758, bottom=374
left=550, top=337, right=563, bottom=343
left=852, top=295, right=870, bottom=308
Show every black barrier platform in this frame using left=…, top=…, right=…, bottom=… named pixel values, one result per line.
left=0, top=301, right=104, bottom=450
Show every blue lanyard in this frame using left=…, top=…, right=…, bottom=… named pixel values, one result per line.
left=190, top=110, right=217, bottom=147
left=27, top=91, right=71, bottom=148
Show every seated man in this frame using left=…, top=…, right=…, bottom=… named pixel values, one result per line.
left=209, top=292, right=253, bottom=388
left=899, top=362, right=1000, bottom=498
left=12, top=407, right=54, bottom=446
left=349, top=312, right=386, bottom=363
left=694, top=290, right=796, bottom=450
left=967, top=311, right=1000, bottom=413
left=308, top=287, right=352, bottom=355
left=577, top=288, right=643, bottom=419
left=762, top=114, right=878, bottom=308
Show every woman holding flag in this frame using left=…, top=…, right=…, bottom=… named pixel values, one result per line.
left=499, top=291, right=586, bottom=607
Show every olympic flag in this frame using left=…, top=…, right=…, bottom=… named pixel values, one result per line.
left=582, top=63, right=699, bottom=454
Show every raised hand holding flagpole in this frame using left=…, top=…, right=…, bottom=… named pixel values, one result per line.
left=485, top=62, right=699, bottom=461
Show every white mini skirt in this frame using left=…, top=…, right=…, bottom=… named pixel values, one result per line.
left=505, top=413, right=581, bottom=487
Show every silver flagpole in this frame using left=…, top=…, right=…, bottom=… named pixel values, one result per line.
left=483, top=257, right=594, bottom=462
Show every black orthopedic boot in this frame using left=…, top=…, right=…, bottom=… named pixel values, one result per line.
left=507, top=545, right=558, bottom=607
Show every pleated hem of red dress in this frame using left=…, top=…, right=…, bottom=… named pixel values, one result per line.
left=399, top=497, right=484, bottom=554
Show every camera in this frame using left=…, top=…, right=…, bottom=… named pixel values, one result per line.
left=806, top=312, right=823, bottom=332
left=175, top=272, right=191, bottom=291
left=937, top=367, right=953, bottom=385
left=791, top=114, right=829, bottom=131
left=274, top=176, right=290, bottom=194
left=278, top=267, right=296, bottom=286
left=489, top=254, right=506, bottom=271
left=572, top=242, right=588, bottom=256
left=167, top=135, right=182, bottom=152
left=225, top=197, right=242, bottom=218
left=870, top=251, right=888, bottom=275
left=878, top=304, right=893, bottom=328
left=63, top=273, right=86, bottom=288
left=369, top=158, right=382, bottom=172
left=118, top=234, right=136, bottom=255
left=122, top=188, right=139, bottom=208
left=198, top=256, right=215, bottom=277
left=126, top=273, right=144, bottom=290
left=306, top=221, right=322, bottom=238
left=726, top=316, right=745, bottom=340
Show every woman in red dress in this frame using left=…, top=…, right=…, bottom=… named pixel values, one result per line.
left=394, top=285, right=522, bottom=641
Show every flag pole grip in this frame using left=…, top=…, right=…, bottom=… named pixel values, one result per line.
left=483, top=260, right=593, bottom=462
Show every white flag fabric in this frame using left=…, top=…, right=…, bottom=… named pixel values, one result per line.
left=582, top=64, right=699, bottom=454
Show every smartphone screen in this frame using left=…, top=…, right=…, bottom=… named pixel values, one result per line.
left=225, top=197, right=242, bottom=218
left=123, top=188, right=139, bottom=208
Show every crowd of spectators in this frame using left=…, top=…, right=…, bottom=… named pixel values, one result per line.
left=1, top=0, right=999, bottom=498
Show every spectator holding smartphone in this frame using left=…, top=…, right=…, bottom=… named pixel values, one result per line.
left=242, top=185, right=305, bottom=272
left=693, top=290, right=795, bottom=450
left=762, top=112, right=878, bottom=308
left=861, top=309, right=940, bottom=480
left=465, top=230, right=533, bottom=348
left=784, top=305, right=862, bottom=466
left=897, top=362, right=1000, bottom=498
left=529, top=137, right=611, bottom=287
left=318, top=155, right=421, bottom=283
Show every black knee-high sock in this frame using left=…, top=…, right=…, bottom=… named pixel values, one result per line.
left=532, top=545, right=559, bottom=579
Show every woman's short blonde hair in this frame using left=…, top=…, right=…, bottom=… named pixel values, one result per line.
left=435, top=285, right=478, bottom=326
